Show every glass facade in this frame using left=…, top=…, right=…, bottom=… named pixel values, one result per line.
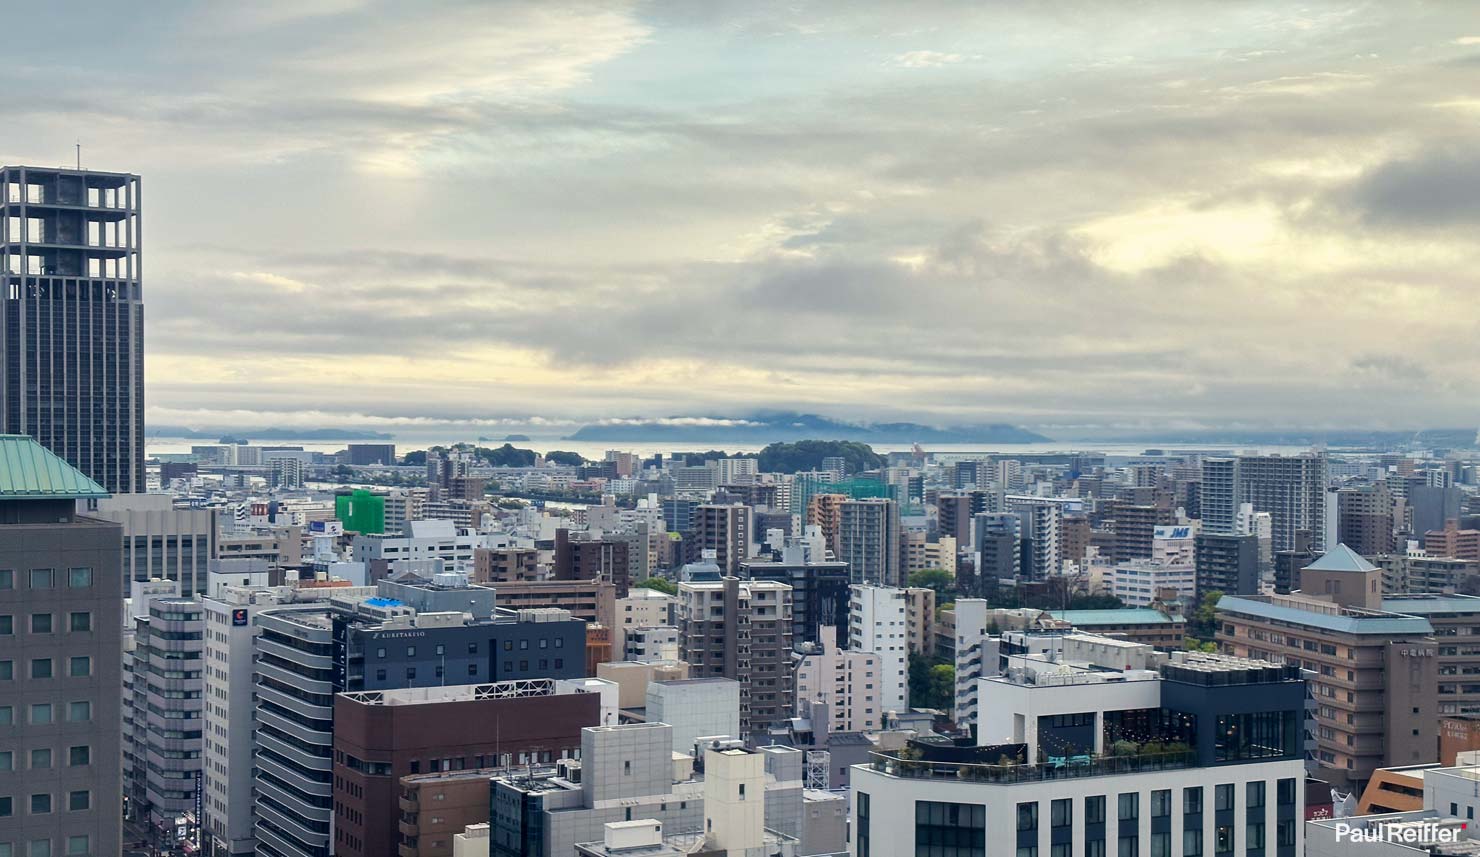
left=916, top=801, right=986, bottom=857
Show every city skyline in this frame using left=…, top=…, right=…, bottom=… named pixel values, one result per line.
left=5, top=1, right=1480, bottom=436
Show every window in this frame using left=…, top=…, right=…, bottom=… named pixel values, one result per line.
left=1018, top=801, right=1039, bottom=832
left=30, top=794, right=51, bottom=815
left=29, top=569, right=53, bottom=589
left=857, top=792, right=870, bottom=857
left=1216, top=825, right=1234, bottom=856
left=0, top=662, right=12, bottom=680
left=1052, top=799, right=1072, bottom=830
left=0, top=707, right=9, bottom=725
left=30, top=614, right=51, bottom=634
left=1276, top=820, right=1296, bottom=848
left=1247, top=822, right=1265, bottom=851
left=375, top=669, right=386, bottom=681
left=30, top=704, right=52, bottom=724
left=435, top=645, right=445, bottom=656
left=1086, top=796, right=1106, bottom=825
left=67, top=569, right=91, bottom=589
left=1185, top=827, right=1204, bottom=857
left=1152, top=790, right=1171, bottom=818
left=30, top=749, right=51, bottom=770
left=1185, top=787, right=1204, bottom=815
left=28, top=843, right=49, bottom=857
left=406, top=668, right=417, bottom=680
left=0, top=751, right=11, bottom=770
left=916, top=801, right=986, bottom=857
left=30, top=660, right=52, bottom=679
left=376, top=648, right=386, bottom=659
left=0, top=616, right=11, bottom=635
left=1215, top=784, right=1234, bottom=812
left=467, top=643, right=477, bottom=655
left=68, top=747, right=89, bottom=767
left=68, top=613, right=90, bottom=632
left=1118, top=793, right=1138, bottom=821
left=65, top=837, right=87, bottom=857
left=467, top=665, right=478, bottom=676
left=66, top=702, right=90, bottom=723
left=68, top=658, right=89, bottom=678
left=406, top=646, right=416, bottom=657
left=1247, top=781, right=1265, bottom=808
left=0, top=569, right=12, bottom=590
left=1276, top=779, right=1296, bottom=807
left=1151, top=832, right=1170, bottom=857
left=0, top=796, right=9, bottom=816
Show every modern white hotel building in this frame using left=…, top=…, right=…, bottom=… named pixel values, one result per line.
left=850, top=637, right=1309, bottom=857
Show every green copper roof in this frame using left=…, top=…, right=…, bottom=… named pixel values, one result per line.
left=1303, top=543, right=1378, bottom=573
left=0, top=435, right=109, bottom=499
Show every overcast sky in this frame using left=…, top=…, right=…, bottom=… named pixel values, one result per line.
left=5, top=1, right=1480, bottom=435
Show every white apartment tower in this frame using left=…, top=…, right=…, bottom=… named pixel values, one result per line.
left=847, top=585, right=908, bottom=718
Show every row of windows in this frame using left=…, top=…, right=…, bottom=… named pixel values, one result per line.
left=0, top=791, right=92, bottom=816
left=0, top=835, right=93, bottom=857
left=0, top=612, right=91, bottom=634
left=0, top=657, right=92, bottom=680
left=0, top=746, right=91, bottom=770
left=0, top=568, right=92, bottom=590
left=0, top=702, right=92, bottom=724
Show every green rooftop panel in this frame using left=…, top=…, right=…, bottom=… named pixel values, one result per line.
left=0, top=435, right=110, bottom=499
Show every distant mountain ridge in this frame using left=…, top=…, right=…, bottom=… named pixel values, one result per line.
left=568, top=412, right=1049, bottom=443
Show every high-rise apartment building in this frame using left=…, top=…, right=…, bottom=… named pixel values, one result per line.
left=838, top=498, right=901, bottom=586
left=1336, top=484, right=1396, bottom=558
left=0, top=167, right=145, bottom=493
left=1199, top=458, right=1241, bottom=536
left=1236, top=453, right=1329, bottom=552
left=692, top=504, right=750, bottom=576
left=677, top=577, right=794, bottom=738
left=848, top=584, right=909, bottom=718
left=0, top=436, right=123, bottom=857
left=125, top=596, right=205, bottom=838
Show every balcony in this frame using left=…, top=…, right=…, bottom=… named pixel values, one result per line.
left=866, top=748, right=1197, bottom=785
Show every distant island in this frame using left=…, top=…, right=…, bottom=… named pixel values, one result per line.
left=568, top=411, right=1049, bottom=444
left=151, top=425, right=395, bottom=441
left=503, top=434, right=531, bottom=442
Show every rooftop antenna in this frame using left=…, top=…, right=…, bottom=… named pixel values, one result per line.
left=75, top=140, right=81, bottom=171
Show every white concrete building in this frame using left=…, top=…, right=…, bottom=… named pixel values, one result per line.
left=623, top=625, right=680, bottom=661
left=617, top=587, right=675, bottom=649
left=93, top=492, right=218, bottom=596
left=848, top=584, right=909, bottom=718
left=350, top=519, right=484, bottom=570
left=1108, top=559, right=1197, bottom=607
left=794, top=625, right=883, bottom=732
left=645, top=677, right=743, bottom=754
left=853, top=645, right=1308, bottom=857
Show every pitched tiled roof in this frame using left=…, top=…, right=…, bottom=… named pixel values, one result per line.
left=1303, top=543, right=1378, bottom=573
left=0, top=435, right=109, bottom=499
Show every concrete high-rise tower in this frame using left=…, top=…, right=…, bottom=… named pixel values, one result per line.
left=0, top=166, right=144, bottom=493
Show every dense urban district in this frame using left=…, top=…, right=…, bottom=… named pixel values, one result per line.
left=6, top=165, right=1480, bottom=857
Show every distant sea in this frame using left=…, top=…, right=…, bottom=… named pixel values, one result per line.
left=144, top=434, right=1319, bottom=461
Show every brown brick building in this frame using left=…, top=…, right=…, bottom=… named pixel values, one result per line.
left=331, top=681, right=601, bottom=857
left=554, top=529, right=631, bottom=596
left=472, top=547, right=539, bottom=584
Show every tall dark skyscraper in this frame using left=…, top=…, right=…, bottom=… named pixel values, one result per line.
left=1, top=166, right=143, bottom=493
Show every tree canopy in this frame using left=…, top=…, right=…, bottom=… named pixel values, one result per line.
left=755, top=440, right=884, bottom=474
left=475, top=443, right=538, bottom=467
left=544, top=450, right=585, bottom=467
left=633, top=578, right=678, bottom=595
left=907, top=568, right=956, bottom=597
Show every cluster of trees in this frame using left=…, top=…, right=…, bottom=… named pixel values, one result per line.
left=908, top=653, right=955, bottom=711
left=755, top=440, right=884, bottom=474
left=1186, top=590, right=1223, bottom=643
left=401, top=445, right=586, bottom=468
left=632, top=578, right=678, bottom=595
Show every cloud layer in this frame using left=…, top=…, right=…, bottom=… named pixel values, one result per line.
left=5, top=0, right=1480, bottom=433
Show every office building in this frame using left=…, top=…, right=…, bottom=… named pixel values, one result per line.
left=124, top=594, right=204, bottom=841
left=838, top=498, right=902, bottom=586
left=853, top=643, right=1308, bottom=857
left=335, top=489, right=385, bottom=535
left=848, top=585, right=909, bottom=719
left=484, top=578, right=616, bottom=629
left=201, top=587, right=285, bottom=857
left=1107, top=559, right=1196, bottom=607
left=1049, top=609, right=1188, bottom=650
left=1, top=167, right=144, bottom=493
left=332, top=681, right=605, bottom=857
left=0, top=436, right=123, bottom=857
left=677, top=578, right=794, bottom=738
left=92, top=492, right=217, bottom=596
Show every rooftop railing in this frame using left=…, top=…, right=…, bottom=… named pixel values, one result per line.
left=867, top=748, right=1197, bottom=784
